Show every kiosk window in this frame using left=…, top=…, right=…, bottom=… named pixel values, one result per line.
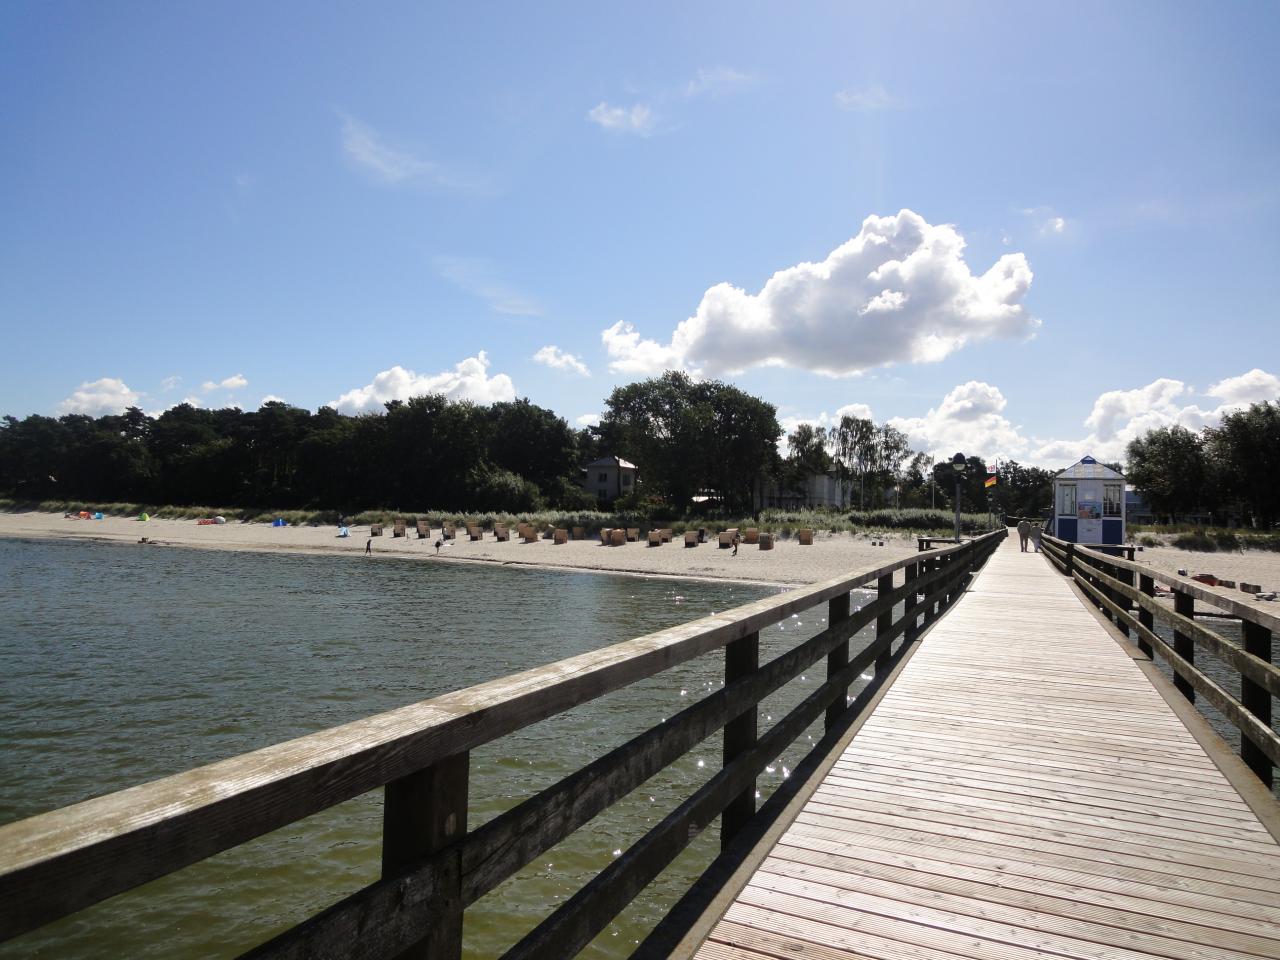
left=1104, top=483, right=1122, bottom=517
left=1058, top=484, right=1077, bottom=516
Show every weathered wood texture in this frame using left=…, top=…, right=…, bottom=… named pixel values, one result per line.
left=693, top=535, right=1280, bottom=960
left=0, top=533, right=1001, bottom=949
left=1042, top=534, right=1279, bottom=787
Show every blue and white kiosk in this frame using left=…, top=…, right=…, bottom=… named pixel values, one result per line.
left=1050, top=455, right=1126, bottom=546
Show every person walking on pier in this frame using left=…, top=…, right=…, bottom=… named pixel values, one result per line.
left=1017, top=518, right=1031, bottom=552
left=1029, top=523, right=1042, bottom=552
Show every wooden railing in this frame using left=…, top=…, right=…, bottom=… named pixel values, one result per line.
left=0, top=531, right=1005, bottom=958
left=1041, top=533, right=1279, bottom=788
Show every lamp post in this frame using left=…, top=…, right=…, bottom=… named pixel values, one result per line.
left=951, top=452, right=967, bottom=541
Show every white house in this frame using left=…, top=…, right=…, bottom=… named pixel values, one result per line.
left=753, top=469, right=852, bottom=510
left=583, top=456, right=637, bottom=503
left=1050, top=455, right=1125, bottom=546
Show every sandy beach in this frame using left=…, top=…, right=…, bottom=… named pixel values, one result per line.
left=0, top=511, right=919, bottom=587
left=8, top=510, right=1277, bottom=602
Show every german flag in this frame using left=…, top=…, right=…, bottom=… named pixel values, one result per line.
left=984, top=473, right=998, bottom=488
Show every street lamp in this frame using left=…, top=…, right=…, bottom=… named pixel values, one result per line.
left=951, top=452, right=967, bottom=541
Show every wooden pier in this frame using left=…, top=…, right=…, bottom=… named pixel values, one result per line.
left=689, top=536, right=1280, bottom=960
left=1, top=529, right=1277, bottom=958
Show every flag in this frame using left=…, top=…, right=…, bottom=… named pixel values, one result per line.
left=984, top=474, right=998, bottom=488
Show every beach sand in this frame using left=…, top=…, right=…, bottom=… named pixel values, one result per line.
left=1130, top=543, right=1280, bottom=610
left=0, top=511, right=918, bottom=587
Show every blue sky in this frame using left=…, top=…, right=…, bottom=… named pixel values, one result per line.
left=3, top=2, right=1278, bottom=467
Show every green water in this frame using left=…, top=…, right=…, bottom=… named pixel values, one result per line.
left=0, top=537, right=869, bottom=957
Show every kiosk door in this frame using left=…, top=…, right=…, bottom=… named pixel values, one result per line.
left=1077, top=481, right=1103, bottom=544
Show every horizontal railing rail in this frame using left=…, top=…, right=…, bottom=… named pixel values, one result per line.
left=0, top=530, right=1005, bottom=958
left=1041, top=533, right=1279, bottom=788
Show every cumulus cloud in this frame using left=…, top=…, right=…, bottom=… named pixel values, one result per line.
left=1031, top=368, right=1280, bottom=466
left=201, top=374, right=248, bottom=393
left=575, top=413, right=601, bottom=428
left=57, top=378, right=141, bottom=416
left=1206, top=368, right=1280, bottom=405
left=834, top=84, right=898, bottom=111
left=328, top=352, right=515, bottom=414
left=260, top=395, right=287, bottom=406
left=160, top=375, right=181, bottom=392
left=587, top=102, right=656, bottom=135
left=889, top=382, right=1029, bottom=465
left=533, top=346, right=590, bottom=377
left=602, top=209, right=1037, bottom=377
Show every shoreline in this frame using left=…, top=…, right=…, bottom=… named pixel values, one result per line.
left=0, top=511, right=915, bottom=588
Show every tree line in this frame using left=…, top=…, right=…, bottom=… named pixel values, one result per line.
left=1125, top=400, right=1279, bottom=527
left=0, top=370, right=1060, bottom=518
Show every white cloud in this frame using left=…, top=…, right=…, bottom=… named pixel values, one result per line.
left=575, top=413, right=601, bottom=428
left=260, top=395, right=287, bottom=406
left=160, top=375, right=181, bottom=392
left=201, top=374, right=248, bottom=393
left=338, top=112, right=468, bottom=189
left=1019, top=206, right=1070, bottom=237
left=1030, top=368, right=1280, bottom=466
left=1206, top=368, right=1280, bottom=406
left=834, top=84, right=898, bottom=111
left=57, top=378, right=141, bottom=416
left=685, top=67, right=754, bottom=98
left=433, top=256, right=542, bottom=316
left=328, top=352, right=516, bottom=414
left=600, top=321, right=685, bottom=375
left=889, top=381, right=1030, bottom=466
left=587, top=101, right=656, bottom=136
left=602, top=209, right=1038, bottom=377
left=533, top=345, right=590, bottom=377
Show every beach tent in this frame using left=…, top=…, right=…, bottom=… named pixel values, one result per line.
left=214, top=516, right=226, bottom=524
left=337, top=526, right=350, bottom=538
left=138, top=512, right=150, bottom=521
left=272, top=518, right=288, bottom=527
left=92, top=512, right=104, bottom=520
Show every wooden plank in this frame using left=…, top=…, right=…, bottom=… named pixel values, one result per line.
left=693, top=535, right=1280, bottom=960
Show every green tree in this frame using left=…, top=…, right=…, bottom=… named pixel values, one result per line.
left=1125, top=426, right=1210, bottom=522
left=599, top=371, right=780, bottom=512
left=1206, top=400, right=1280, bottom=527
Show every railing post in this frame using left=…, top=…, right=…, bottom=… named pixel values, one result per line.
left=875, top=569, right=894, bottom=674
left=1241, top=621, right=1273, bottom=788
left=1115, top=564, right=1133, bottom=639
left=905, top=561, right=921, bottom=642
left=1064, top=541, right=1075, bottom=578
left=925, top=555, right=942, bottom=622
left=722, top=630, right=759, bottom=848
left=382, top=751, right=470, bottom=959
left=825, top=593, right=850, bottom=731
left=1137, top=573, right=1155, bottom=658
left=1172, top=590, right=1195, bottom=703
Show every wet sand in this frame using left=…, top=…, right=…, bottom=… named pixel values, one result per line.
left=0, top=511, right=917, bottom=587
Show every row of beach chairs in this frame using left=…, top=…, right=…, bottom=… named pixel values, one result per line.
left=366, top=521, right=817, bottom=549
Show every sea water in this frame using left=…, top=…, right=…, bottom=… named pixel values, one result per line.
left=0, top=536, right=854, bottom=958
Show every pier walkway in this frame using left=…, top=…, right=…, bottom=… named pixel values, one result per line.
left=694, top=537, right=1280, bottom=960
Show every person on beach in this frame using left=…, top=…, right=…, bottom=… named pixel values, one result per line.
left=732, top=533, right=741, bottom=556
left=435, top=537, right=443, bottom=555
left=1017, top=519, right=1031, bottom=552
left=365, top=537, right=372, bottom=555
